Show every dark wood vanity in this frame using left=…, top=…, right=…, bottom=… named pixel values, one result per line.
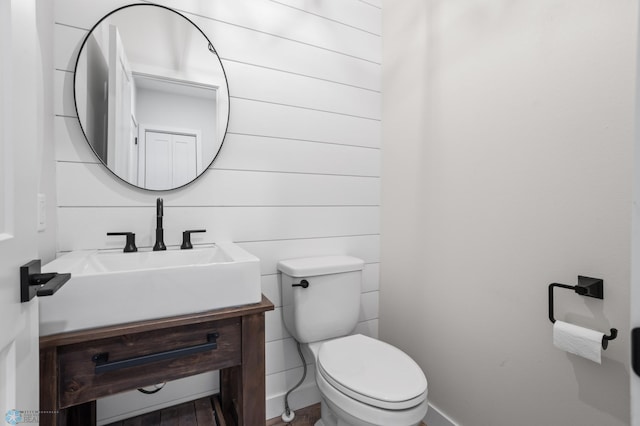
left=40, top=296, right=274, bottom=426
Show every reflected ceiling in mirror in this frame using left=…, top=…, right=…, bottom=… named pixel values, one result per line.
left=74, top=4, right=229, bottom=191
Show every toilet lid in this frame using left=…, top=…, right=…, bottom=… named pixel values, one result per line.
left=317, top=334, right=427, bottom=410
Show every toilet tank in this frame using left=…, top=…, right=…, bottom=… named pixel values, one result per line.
left=277, top=256, right=364, bottom=343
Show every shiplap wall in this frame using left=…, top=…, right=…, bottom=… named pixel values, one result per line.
left=53, top=0, right=381, bottom=422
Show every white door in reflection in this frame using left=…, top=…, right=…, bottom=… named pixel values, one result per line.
left=108, top=25, right=137, bottom=186
left=144, top=130, right=198, bottom=190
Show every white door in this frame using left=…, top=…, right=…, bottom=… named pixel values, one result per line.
left=144, top=131, right=172, bottom=190
left=633, top=12, right=640, bottom=425
left=632, top=124, right=640, bottom=425
left=107, top=25, right=136, bottom=185
left=633, top=186, right=640, bottom=426
left=128, top=117, right=139, bottom=186
left=144, top=131, right=197, bottom=190
left=172, top=134, right=198, bottom=187
left=0, top=0, right=41, bottom=421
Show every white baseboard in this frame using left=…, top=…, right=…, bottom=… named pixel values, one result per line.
left=425, top=402, right=458, bottom=426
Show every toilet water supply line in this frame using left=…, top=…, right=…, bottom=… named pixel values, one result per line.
left=281, top=339, right=307, bottom=423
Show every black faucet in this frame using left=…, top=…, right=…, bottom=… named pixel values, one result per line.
left=107, top=232, right=137, bottom=252
left=181, top=229, right=206, bottom=249
left=153, top=198, right=166, bottom=251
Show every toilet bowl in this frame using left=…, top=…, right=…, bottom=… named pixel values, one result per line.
left=277, top=256, right=429, bottom=426
left=310, top=334, right=428, bottom=426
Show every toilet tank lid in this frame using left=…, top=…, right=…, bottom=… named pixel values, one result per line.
left=277, top=256, right=364, bottom=277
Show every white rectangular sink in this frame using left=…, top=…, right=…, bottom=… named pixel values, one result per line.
left=39, top=243, right=261, bottom=336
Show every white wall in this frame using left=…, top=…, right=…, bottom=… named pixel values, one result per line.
left=53, top=0, right=380, bottom=422
left=381, top=1, right=636, bottom=426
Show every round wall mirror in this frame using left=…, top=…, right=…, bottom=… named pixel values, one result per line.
left=74, top=4, right=230, bottom=191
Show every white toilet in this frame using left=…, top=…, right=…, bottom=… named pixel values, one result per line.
left=277, top=256, right=428, bottom=426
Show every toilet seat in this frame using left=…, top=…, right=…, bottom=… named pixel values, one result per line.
left=316, top=368, right=429, bottom=426
left=317, top=334, right=428, bottom=410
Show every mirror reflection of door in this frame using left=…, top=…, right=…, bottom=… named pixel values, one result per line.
left=74, top=4, right=230, bottom=191
left=143, top=130, right=198, bottom=190
left=134, top=76, right=215, bottom=190
left=108, top=25, right=137, bottom=186
left=80, top=32, right=109, bottom=162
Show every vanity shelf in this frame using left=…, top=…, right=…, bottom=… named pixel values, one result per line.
left=40, top=295, right=274, bottom=426
left=106, top=395, right=227, bottom=426
left=105, top=394, right=227, bottom=426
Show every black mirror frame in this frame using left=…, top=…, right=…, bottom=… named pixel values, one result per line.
left=72, top=2, right=231, bottom=192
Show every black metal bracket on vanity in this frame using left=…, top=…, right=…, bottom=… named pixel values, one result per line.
left=20, top=259, right=71, bottom=303
left=548, top=276, right=617, bottom=349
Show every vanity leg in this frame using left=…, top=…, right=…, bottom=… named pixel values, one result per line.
left=40, top=347, right=59, bottom=426
left=221, top=366, right=239, bottom=425
left=240, top=312, right=266, bottom=425
left=220, top=312, right=266, bottom=426
left=65, top=401, right=96, bottom=426
left=41, top=346, right=97, bottom=426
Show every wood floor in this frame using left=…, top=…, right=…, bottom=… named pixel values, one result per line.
left=265, top=403, right=321, bottom=426
left=105, top=396, right=427, bottom=426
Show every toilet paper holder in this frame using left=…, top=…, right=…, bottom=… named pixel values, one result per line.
left=548, top=276, right=618, bottom=349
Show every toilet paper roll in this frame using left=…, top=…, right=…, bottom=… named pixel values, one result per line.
left=553, top=320, right=604, bottom=364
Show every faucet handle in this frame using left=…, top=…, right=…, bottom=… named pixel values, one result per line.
left=107, top=232, right=138, bottom=253
left=181, top=229, right=206, bottom=250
